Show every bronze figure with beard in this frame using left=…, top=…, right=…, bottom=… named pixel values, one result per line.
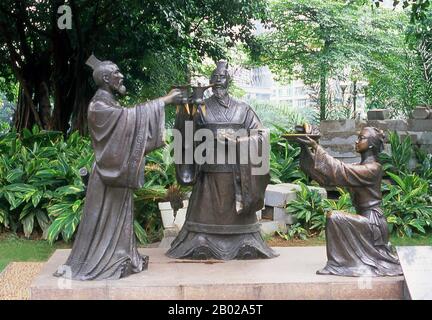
left=166, top=60, right=278, bottom=260
left=54, top=55, right=181, bottom=280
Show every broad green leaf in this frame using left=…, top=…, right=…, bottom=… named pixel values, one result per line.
left=32, top=191, right=43, bottom=207
left=22, top=212, right=35, bottom=238
left=72, top=200, right=82, bottom=213
left=55, top=185, right=84, bottom=196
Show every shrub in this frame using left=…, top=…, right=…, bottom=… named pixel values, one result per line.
left=383, top=172, right=432, bottom=238
left=0, top=127, right=183, bottom=244
left=284, top=185, right=357, bottom=240
left=250, top=100, right=314, bottom=131
left=379, top=131, right=413, bottom=175
left=285, top=183, right=327, bottom=237
left=269, top=125, right=309, bottom=184
left=322, top=188, right=355, bottom=213
left=0, top=128, right=92, bottom=241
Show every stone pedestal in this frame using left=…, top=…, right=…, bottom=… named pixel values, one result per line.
left=30, top=247, right=404, bottom=300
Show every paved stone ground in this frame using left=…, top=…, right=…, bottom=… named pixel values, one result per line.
left=0, top=262, right=44, bottom=300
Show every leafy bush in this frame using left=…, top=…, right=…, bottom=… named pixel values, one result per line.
left=277, top=223, right=308, bottom=241
left=285, top=183, right=327, bottom=237
left=322, top=188, right=355, bottom=213
left=269, top=125, right=309, bottom=184
left=0, top=127, right=93, bottom=241
left=0, top=127, right=184, bottom=244
left=414, top=148, right=432, bottom=182
left=250, top=100, right=314, bottom=130
left=379, top=131, right=413, bottom=175
left=283, top=185, right=358, bottom=240
left=383, top=172, right=432, bottom=238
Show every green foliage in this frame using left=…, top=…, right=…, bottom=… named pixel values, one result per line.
left=277, top=223, right=308, bottom=240
left=0, top=233, right=70, bottom=272
left=250, top=100, right=315, bottom=130
left=250, top=0, right=431, bottom=119
left=383, top=172, right=432, bottom=237
left=286, top=183, right=327, bottom=237
left=379, top=131, right=413, bottom=174
left=251, top=0, right=376, bottom=119
left=0, top=127, right=183, bottom=244
left=0, top=128, right=93, bottom=241
left=372, top=0, right=431, bottom=23
left=323, top=188, right=355, bottom=213
left=269, top=125, right=309, bottom=184
left=283, top=185, right=356, bottom=239
left=0, top=0, right=269, bottom=132
left=414, top=148, right=432, bottom=181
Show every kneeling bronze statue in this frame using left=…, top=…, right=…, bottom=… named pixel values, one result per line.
left=297, top=127, right=402, bottom=277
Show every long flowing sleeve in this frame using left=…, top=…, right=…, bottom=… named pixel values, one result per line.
left=311, top=146, right=378, bottom=187
left=173, top=105, right=198, bottom=186
left=88, top=98, right=165, bottom=189
left=235, top=108, right=270, bottom=213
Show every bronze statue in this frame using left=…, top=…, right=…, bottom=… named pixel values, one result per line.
left=166, top=60, right=277, bottom=260
left=297, top=127, right=402, bottom=276
left=54, top=55, right=181, bottom=280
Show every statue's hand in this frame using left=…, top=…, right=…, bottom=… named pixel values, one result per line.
left=163, top=89, right=183, bottom=106
left=216, top=131, right=237, bottom=144
left=296, top=136, right=318, bottom=151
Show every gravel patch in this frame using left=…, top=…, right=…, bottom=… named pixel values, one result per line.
left=0, top=262, right=44, bottom=300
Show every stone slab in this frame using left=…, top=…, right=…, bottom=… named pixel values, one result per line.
left=396, top=246, right=432, bottom=300
left=265, top=183, right=327, bottom=208
left=320, top=120, right=364, bottom=133
left=412, top=107, right=431, bottom=120
left=259, top=220, right=287, bottom=235
left=262, top=206, right=294, bottom=224
left=319, top=134, right=358, bottom=146
left=420, top=144, right=432, bottom=154
left=274, top=207, right=295, bottom=224
left=30, top=248, right=404, bottom=300
left=367, top=109, right=390, bottom=120
left=366, top=120, right=408, bottom=132
left=407, top=119, right=432, bottom=132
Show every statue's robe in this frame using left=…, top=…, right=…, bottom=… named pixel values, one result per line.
left=166, top=95, right=277, bottom=260
left=55, top=89, right=165, bottom=280
left=300, top=146, right=402, bottom=276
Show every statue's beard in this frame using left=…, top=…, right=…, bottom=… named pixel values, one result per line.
left=213, top=87, right=229, bottom=107
left=117, top=85, right=127, bottom=96
left=112, top=83, right=126, bottom=96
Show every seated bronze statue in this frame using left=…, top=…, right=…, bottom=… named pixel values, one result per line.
left=297, top=127, right=402, bottom=277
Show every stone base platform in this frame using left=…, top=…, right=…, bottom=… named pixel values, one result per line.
left=30, top=247, right=404, bottom=300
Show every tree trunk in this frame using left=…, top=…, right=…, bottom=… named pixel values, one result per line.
left=319, top=68, right=327, bottom=121
left=319, top=40, right=331, bottom=121
left=51, top=28, right=75, bottom=134
left=71, top=69, right=92, bottom=135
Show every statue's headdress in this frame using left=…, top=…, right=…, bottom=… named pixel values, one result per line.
left=213, top=60, right=228, bottom=74
left=210, top=60, right=230, bottom=87
left=85, top=54, right=103, bottom=70
left=85, top=54, right=116, bottom=86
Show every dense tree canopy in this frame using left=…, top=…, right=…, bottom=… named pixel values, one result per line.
left=0, top=0, right=267, bottom=134
left=249, top=0, right=431, bottom=119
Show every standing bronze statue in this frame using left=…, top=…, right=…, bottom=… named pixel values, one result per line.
left=54, top=55, right=181, bottom=280
left=297, top=127, right=402, bottom=276
left=166, top=61, right=277, bottom=260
